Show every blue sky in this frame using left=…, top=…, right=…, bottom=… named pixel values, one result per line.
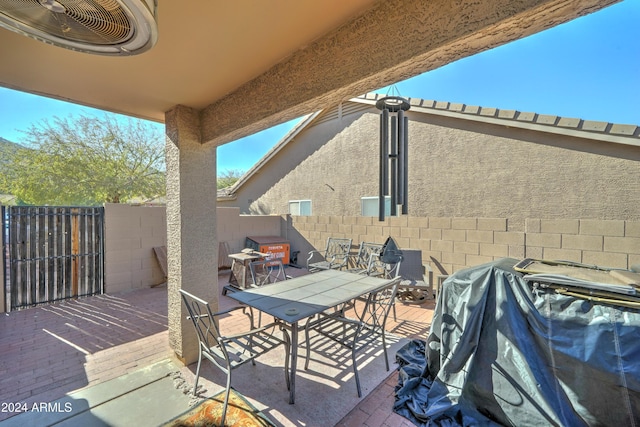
left=1, top=0, right=638, bottom=175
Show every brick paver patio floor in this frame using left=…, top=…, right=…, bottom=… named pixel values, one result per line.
left=0, top=269, right=434, bottom=426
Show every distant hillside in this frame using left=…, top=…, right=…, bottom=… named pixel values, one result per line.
left=0, top=137, right=23, bottom=163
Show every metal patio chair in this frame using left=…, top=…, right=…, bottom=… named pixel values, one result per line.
left=346, top=241, right=384, bottom=275
left=367, top=251, right=403, bottom=280
left=366, top=243, right=403, bottom=320
left=340, top=241, right=386, bottom=314
left=303, top=278, right=400, bottom=397
left=179, top=289, right=291, bottom=427
left=306, top=237, right=353, bottom=272
left=430, top=256, right=450, bottom=300
left=395, top=250, right=434, bottom=303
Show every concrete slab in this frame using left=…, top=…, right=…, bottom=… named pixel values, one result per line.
left=56, top=375, right=193, bottom=427
left=0, top=359, right=193, bottom=427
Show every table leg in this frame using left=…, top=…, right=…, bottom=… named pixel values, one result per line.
left=289, top=321, right=298, bottom=404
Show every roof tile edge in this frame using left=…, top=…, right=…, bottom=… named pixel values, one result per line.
left=355, top=94, right=640, bottom=139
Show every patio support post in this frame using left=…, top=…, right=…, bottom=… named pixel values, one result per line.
left=165, top=105, right=218, bottom=364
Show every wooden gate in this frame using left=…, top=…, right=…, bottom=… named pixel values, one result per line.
left=4, top=206, right=104, bottom=310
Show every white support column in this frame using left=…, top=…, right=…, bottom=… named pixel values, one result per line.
left=165, top=105, right=218, bottom=364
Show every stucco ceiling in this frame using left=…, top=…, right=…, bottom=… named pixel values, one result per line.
left=0, top=0, right=617, bottom=146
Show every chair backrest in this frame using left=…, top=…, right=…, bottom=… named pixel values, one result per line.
left=325, top=237, right=353, bottom=257
left=360, top=279, right=400, bottom=331
left=179, top=289, right=222, bottom=351
left=429, top=256, right=449, bottom=276
left=367, top=236, right=403, bottom=278
left=368, top=252, right=402, bottom=279
left=249, top=258, right=288, bottom=287
left=352, top=242, right=384, bottom=270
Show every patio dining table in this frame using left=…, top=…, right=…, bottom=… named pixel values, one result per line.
left=227, top=269, right=396, bottom=404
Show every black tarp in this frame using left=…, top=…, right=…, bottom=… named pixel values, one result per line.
left=394, top=258, right=640, bottom=426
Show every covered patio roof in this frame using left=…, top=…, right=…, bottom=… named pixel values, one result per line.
left=0, top=0, right=617, bottom=146
left=0, top=0, right=619, bottom=364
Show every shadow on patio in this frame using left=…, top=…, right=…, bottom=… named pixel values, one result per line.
left=0, top=269, right=434, bottom=426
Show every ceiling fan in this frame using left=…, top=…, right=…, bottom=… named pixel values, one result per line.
left=0, top=0, right=158, bottom=55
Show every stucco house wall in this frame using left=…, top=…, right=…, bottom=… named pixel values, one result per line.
left=219, top=94, right=640, bottom=273
left=223, top=95, right=640, bottom=227
left=217, top=111, right=363, bottom=214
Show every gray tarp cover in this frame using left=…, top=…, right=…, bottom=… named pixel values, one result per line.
left=394, top=258, right=640, bottom=426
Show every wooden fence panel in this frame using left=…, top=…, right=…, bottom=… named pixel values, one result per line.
left=5, top=206, right=104, bottom=310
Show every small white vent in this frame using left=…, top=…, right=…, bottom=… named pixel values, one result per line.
left=0, top=0, right=157, bottom=55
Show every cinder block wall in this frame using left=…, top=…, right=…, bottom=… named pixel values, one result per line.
left=102, top=205, right=638, bottom=294
left=104, top=203, right=168, bottom=293
left=103, top=205, right=281, bottom=293
left=525, top=219, right=640, bottom=270
left=217, top=207, right=281, bottom=254
left=287, top=215, right=640, bottom=274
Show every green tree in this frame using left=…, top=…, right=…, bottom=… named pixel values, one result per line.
left=0, top=114, right=165, bottom=205
left=0, top=137, right=22, bottom=195
left=217, top=169, right=244, bottom=189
